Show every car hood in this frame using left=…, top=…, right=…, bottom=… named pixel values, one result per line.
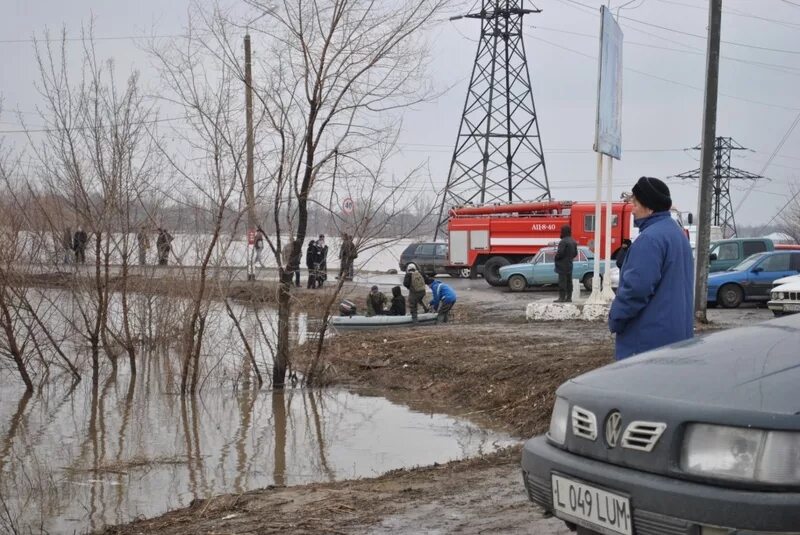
left=774, top=274, right=800, bottom=286
left=498, top=263, right=531, bottom=273
left=774, top=281, right=800, bottom=292
left=569, top=314, right=800, bottom=415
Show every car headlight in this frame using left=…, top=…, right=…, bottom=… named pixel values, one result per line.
left=547, top=396, right=570, bottom=445
left=681, top=424, right=800, bottom=484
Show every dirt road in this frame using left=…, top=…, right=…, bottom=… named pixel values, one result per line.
left=104, top=275, right=774, bottom=535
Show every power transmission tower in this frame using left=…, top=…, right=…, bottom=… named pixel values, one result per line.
left=673, top=137, right=763, bottom=238
left=434, top=1, right=550, bottom=240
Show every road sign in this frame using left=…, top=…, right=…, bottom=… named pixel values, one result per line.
left=342, top=198, right=354, bottom=215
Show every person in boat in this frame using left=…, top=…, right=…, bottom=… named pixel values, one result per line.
left=366, top=285, right=387, bottom=316
left=428, top=278, right=457, bottom=323
left=386, top=286, right=406, bottom=316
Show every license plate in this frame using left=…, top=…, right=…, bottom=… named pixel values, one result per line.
left=551, top=474, right=632, bottom=535
left=785, top=304, right=800, bottom=312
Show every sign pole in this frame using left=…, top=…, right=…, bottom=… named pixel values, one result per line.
left=588, top=152, right=604, bottom=303
left=601, top=156, right=616, bottom=301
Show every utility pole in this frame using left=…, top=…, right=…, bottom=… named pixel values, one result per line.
left=245, top=34, right=256, bottom=281
left=695, top=0, right=722, bottom=324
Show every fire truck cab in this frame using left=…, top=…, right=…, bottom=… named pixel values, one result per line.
left=447, top=201, right=635, bottom=286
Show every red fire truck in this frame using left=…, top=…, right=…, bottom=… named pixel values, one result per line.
left=446, top=201, right=636, bottom=286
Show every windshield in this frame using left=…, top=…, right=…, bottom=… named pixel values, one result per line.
left=728, top=253, right=766, bottom=272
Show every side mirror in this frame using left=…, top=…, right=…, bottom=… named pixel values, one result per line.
left=752, top=267, right=764, bottom=274
left=709, top=253, right=717, bottom=261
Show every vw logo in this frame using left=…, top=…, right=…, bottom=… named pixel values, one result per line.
left=605, top=411, right=623, bottom=448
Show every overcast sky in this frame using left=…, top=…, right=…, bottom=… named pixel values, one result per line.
left=2, top=0, right=799, bottom=229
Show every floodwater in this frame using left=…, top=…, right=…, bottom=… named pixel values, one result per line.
left=0, top=295, right=513, bottom=534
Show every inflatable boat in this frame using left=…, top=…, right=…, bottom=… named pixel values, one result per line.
left=330, top=313, right=438, bottom=329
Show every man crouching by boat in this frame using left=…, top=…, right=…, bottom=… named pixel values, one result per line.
left=387, top=286, right=406, bottom=316
left=428, top=278, right=456, bottom=323
left=366, top=285, right=387, bottom=316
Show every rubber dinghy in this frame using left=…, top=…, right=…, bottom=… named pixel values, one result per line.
left=330, top=313, right=439, bottom=329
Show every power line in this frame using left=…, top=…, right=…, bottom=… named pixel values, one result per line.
left=530, top=35, right=800, bottom=111
left=532, top=25, right=800, bottom=77
left=560, top=0, right=800, bottom=55
left=0, top=33, right=188, bottom=45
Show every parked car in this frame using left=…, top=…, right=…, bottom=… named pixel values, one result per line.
left=769, top=278, right=800, bottom=316
left=498, top=246, right=604, bottom=292
left=707, top=250, right=800, bottom=308
left=399, top=242, right=469, bottom=277
left=522, top=313, right=800, bottom=534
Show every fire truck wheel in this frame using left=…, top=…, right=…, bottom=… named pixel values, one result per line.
left=508, top=275, right=527, bottom=292
left=405, top=263, right=418, bottom=273
left=483, top=256, right=510, bottom=286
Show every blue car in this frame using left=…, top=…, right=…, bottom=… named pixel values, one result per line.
left=708, top=250, right=800, bottom=308
left=498, top=246, right=604, bottom=292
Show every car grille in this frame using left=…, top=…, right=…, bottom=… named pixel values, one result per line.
left=622, top=421, right=667, bottom=453
left=524, top=473, right=691, bottom=535
left=571, top=405, right=598, bottom=441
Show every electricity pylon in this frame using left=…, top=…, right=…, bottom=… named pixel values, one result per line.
left=434, top=1, right=551, bottom=239
left=673, top=137, right=763, bottom=238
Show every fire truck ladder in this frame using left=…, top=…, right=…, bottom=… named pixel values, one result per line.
left=434, top=1, right=551, bottom=240
left=672, top=137, right=764, bottom=238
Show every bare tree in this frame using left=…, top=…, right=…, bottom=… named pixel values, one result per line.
left=219, top=0, right=451, bottom=388
left=778, top=183, right=800, bottom=244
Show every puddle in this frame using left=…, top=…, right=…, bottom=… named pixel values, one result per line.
left=0, top=376, right=513, bottom=534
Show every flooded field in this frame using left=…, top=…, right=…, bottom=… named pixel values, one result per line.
left=0, top=292, right=512, bottom=534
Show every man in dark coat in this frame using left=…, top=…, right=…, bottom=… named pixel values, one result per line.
left=338, top=233, right=356, bottom=281
left=366, top=285, right=387, bottom=316
left=609, top=176, right=693, bottom=360
left=156, top=228, right=173, bottom=266
left=73, top=226, right=88, bottom=264
left=306, top=240, right=319, bottom=289
left=554, top=225, right=578, bottom=302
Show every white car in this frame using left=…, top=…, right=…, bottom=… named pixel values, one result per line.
left=768, top=279, right=800, bottom=316
left=772, top=273, right=800, bottom=288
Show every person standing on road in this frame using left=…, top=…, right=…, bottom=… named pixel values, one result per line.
left=338, top=233, right=356, bottom=281
left=366, top=285, right=387, bottom=316
left=387, top=285, right=406, bottom=316
left=156, top=228, right=173, bottom=266
left=282, top=241, right=301, bottom=287
left=403, top=265, right=427, bottom=323
left=615, top=239, right=632, bottom=269
left=317, top=235, right=328, bottom=287
left=136, top=226, right=150, bottom=265
left=609, top=176, right=694, bottom=360
left=253, top=229, right=266, bottom=268
left=428, top=278, right=457, bottom=323
left=306, top=239, right=319, bottom=289
left=62, top=227, right=73, bottom=265
left=73, top=226, right=88, bottom=264
left=554, top=225, right=578, bottom=302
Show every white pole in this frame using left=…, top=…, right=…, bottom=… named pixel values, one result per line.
left=588, top=152, right=604, bottom=303
left=601, top=157, right=616, bottom=301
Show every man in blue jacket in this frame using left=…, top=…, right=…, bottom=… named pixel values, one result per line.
left=609, top=177, right=693, bottom=360
left=428, top=278, right=457, bottom=323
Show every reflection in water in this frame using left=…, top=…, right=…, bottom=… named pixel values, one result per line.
left=0, top=369, right=512, bottom=534
left=0, top=295, right=512, bottom=533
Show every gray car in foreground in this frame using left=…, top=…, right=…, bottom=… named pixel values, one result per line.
left=522, top=314, right=800, bottom=535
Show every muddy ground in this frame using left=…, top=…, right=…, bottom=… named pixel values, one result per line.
left=99, top=273, right=772, bottom=535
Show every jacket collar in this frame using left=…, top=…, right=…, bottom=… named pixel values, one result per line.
left=634, top=210, right=671, bottom=231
